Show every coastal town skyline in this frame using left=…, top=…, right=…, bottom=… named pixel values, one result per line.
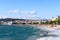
left=0, top=0, right=60, bottom=19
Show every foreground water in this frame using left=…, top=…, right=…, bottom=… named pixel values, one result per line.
left=0, top=25, right=48, bottom=40
left=0, top=25, right=60, bottom=40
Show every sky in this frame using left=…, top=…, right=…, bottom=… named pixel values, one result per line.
left=0, top=0, right=60, bottom=19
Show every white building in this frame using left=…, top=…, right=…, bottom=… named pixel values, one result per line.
left=49, top=16, right=59, bottom=21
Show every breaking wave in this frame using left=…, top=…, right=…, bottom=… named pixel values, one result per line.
left=0, top=25, right=60, bottom=40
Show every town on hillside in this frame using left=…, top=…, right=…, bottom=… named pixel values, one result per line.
left=0, top=16, right=60, bottom=27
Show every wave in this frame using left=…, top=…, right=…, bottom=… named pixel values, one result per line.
left=0, top=25, right=60, bottom=40
left=36, top=27, right=60, bottom=40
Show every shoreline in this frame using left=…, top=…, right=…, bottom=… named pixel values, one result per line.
left=0, top=24, right=60, bottom=30
left=27, top=24, right=60, bottom=30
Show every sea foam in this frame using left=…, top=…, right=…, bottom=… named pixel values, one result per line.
left=36, top=27, right=60, bottom=40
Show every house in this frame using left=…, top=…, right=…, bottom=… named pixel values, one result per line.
left=49, top=16, right=60, bottom=21
left=27, top=20, right=41, bottom=24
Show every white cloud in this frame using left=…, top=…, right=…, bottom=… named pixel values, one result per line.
left=7, top=10, right=39, bottom=19
left=8, top=10, right=19, bottom=14
left=30, top=11, right=36, bottom=14
left=12, top=10, right=19, bottom=13
left=8, top=10, right=36, bottom=14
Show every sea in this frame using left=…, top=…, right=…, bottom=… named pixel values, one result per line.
left=0, top=25, right=60, bottom=40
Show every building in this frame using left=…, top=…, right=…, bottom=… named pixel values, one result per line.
left=49, top=16, right=60, bottom=21
left=27, top=20, right=41, bottom=24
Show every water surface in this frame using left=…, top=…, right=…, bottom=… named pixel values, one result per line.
left=0, top=25, right=48, bottom=40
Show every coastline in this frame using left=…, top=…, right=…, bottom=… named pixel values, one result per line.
left=1, top=24, right=60, bottom=30
left=27, top=24, right=60, bottom=40
left=36, top=25, right=60, bottom=40
left=0, top=24, right=60, bottom=40
left=27, top=24, right=60, bottom=30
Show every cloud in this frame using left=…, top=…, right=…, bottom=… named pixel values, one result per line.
left=8, top=10, right=36, bottom=14
left=7, top=10, right=39, bottom=19
left=20, top=11, right=35, bottom=14
left=8, top=10, right=19, bottom=14
left=30, top=11, right=36, bottom=14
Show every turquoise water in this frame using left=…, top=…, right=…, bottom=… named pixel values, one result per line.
left=0, top=25, right=48, bottom=40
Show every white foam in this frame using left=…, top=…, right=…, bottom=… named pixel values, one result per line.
left=36, top=27, right=60, bottom=40
left=37, top=37, right=60, bottom=40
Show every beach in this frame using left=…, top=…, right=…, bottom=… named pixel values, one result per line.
left=33, top=25, right=60, bottom=40
left=29, top=24, right=60, bottom=30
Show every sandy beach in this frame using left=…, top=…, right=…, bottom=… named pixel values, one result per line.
left=33, top=24, right=60, bottom=40
left=41, top=25, right=60, bottom=30
left=29, top=24, right=60, bottom=30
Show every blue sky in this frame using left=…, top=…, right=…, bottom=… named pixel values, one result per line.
left=0, top=0, right=60, bottom=19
